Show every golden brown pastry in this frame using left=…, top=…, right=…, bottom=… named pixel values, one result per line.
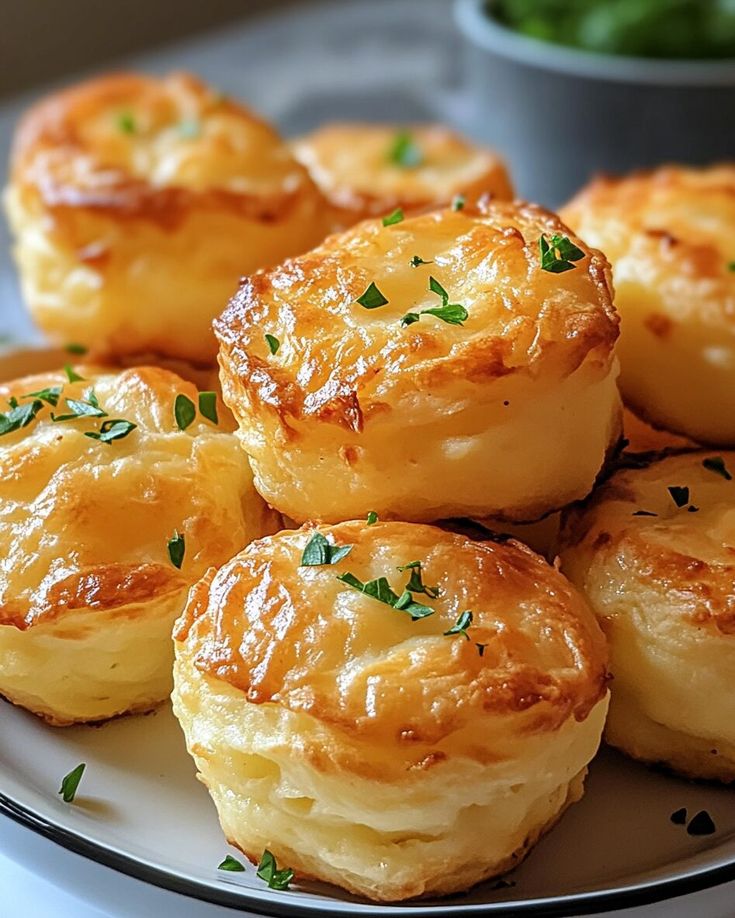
left=292, top=122, right=513, bottom=227
left=562, top=165, right=735, bottom=446
left=4, top=71, right=329, bottom=366
left=216, top=199, right=622, bottom=524
left=560, top=449, right=735, bottom=782
left=0, top=365, right=280, bottom=725
left=172, top=520, right=609, bottom=901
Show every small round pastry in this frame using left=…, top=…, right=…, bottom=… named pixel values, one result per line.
left=561, top=165, right=735, bottom=446
left=292, top=122, right=513, bottom=228
left=216, top=200, right=622, bottom=524
left=4, top=71, right=329, bottom=366
left=172, top=520, right=609, bottom=902
left=0, top=365, right=280, bottom=725
left=560, top=449, right=735, bottom=781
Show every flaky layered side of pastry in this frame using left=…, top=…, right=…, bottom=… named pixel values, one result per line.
left=172, top=521, right=609, bottom=901
left=562, top=165, right=735, bottom=446
left=216, top=201, right=622, bottom=524
left=560, top=450, right=735, bottom=781
left=292, top=122, right=513, bottom=228
left=0, top=365, right=280, bottom=725
left=4, top=72, right=330, bottom=365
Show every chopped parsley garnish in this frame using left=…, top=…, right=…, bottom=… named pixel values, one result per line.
left=64, top=364, right=85, bottom=383
left=64, top=343, right=88, bottom=355
left=366, top=510, right=379, bottom=525
left=539, top=233, right=585, bottom=273
left=174, top=393, right=197, bottom=431
left=21, top=386, right=61, bottom=407
left=703, top=456, right=732, bottom=481
left=668, top=485, right=690, bottom=508
left=178, top=118, right=201, bottom=139
left=388, top=130, right=423, bottom=168
left=265, top=333, right=280, bottom=355
left=451, top=194, right=466, bottom=211
left=729, top=261, right=735, bottom=272
left=410, top=255, right=432, bottom=268
left=444, top=610, right=473, bottom=640
left=84, top=419, right=137, bottom=444
left=167, top=531, right=185, bottom=569
left=633, top=509, right=658, bottom=517
left=397, top=560, right=439, bottom=598
left=257, top=849, right=294, bottom=891
left=301, top=532, right=352, bottom=566
left=382, top=208, right=404, bottom=227
left=117, top=111, right=136, bottom=134
left=670, top=807, right=688, bottom=825
left=337, top=572, right=434, bottom=620
left=356, top=282, right=389, bottom=309
left=0, top=399, right=44, bottom=437
left=218, top=855, right=245, bottom=872
left=198, top=391, right=218, bottom=425
left=402, top=275, right=468, bottom=327
left=687, top=810, right=716, bottom=836
left=59, top=763, right=85, bottom=803
left=53, top=389, right=107, bottom=421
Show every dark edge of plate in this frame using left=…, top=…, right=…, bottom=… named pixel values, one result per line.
left=2, top=790, right=735, bottom=917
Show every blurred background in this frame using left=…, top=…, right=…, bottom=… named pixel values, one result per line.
left=2, top=0, right=735, bottom=334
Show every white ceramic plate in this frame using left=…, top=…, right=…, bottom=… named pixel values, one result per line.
left=2, top=691, right=735, bottom=917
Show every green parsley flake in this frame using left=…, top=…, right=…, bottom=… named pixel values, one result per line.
left=65, top=343, right=88, bottom=355
left=388, top=131, right=423, bottom=169
left=729, top=261, right=735, bottom=272
left=451, top=194, right=466, bottom=211
left=84, top=419, right=137, bottom=444
left=218, top=855, right=245, bottom=872
left=668, top=485, right=690, bottom=508
left=337, top=572, right=434, bottom=620
left=174, top=393, right=197, bottom=430
left=539, top=234, right=585, bottom=273
left=257, top=849, right=294, bottom=891
left=198, top=391, right=219, bottom=425
left=64, top=365, right=85, bottom=383
left=301, top=532, right=352, bottom=566
left=703, top=456, right=732, bottom=481
left=59, top=763, right=86, bottom=803
left=397, top=560, right=439, bottom=598
left=265, top=333, right=280, bottom=355
left=21, top=386, right=62, bottom=407
left=366, top=510, right=379, bottom=525
left=410, top=255, right=432, bottom=267
left=402, top=275, right=468, bottom=327
left=53, top=389, right=107, bottom=422
left=356, top=281, right=389, bottom=309
left=117, top=111, right=136, bottom=134
left=382, top=208, right=405, bottom=227
left=0, top=399, right=44, bottom=437
left=444, top=610, right=473, bottom=640
left=168, top=531, right=186, bottom=569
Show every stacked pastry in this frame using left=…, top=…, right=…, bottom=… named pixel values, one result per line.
left=3, top=67, right=734, bottom=904
left=559, top=165, right=735, bottom=782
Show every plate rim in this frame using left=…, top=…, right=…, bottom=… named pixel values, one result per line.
left=3, top=788, right=735, bottom=917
